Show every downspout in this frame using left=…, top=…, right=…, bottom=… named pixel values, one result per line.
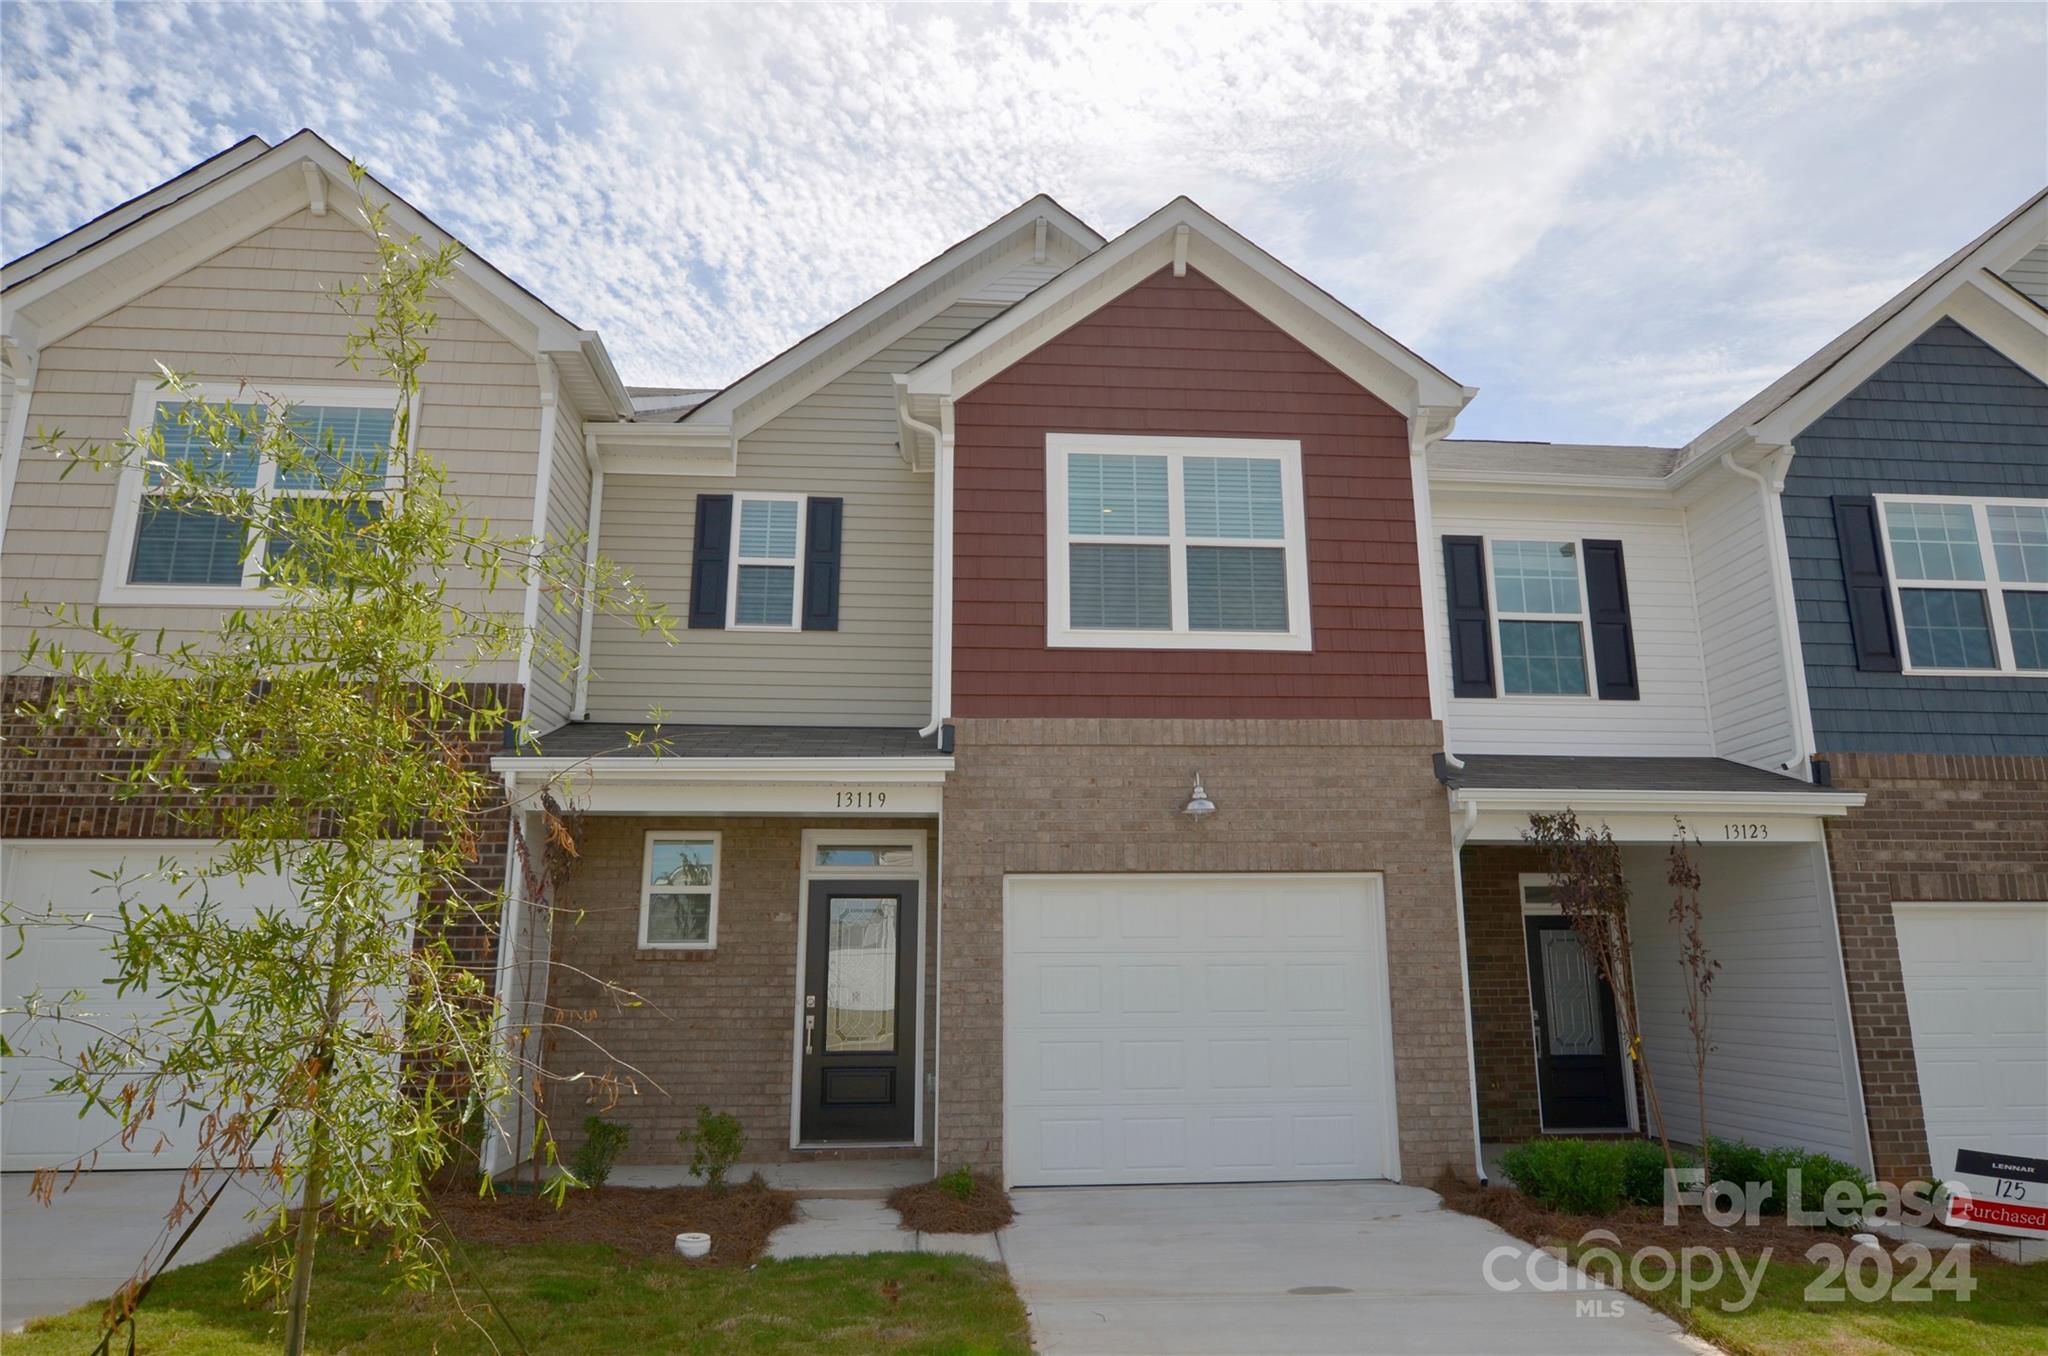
left=481, top=770, right=526, bottom=1180
left=1448, top=795, right=1487, bottom=1184
left=572, top=453, right=604, bottom=721
left=515, top=359, right=561, bottom=741
left=1408, top=409, right=1463, bottom=770
left=901, top=390, right=950, bottom=737
left=1720, top=447, right=1817, bottom=778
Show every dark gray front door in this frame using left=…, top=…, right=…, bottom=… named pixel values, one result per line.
left=799, top=879, right=918, bottom=1143
left=1525, top=915, right=1629, bottom=1129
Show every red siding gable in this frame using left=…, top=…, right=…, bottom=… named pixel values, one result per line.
left=951, top=266, right=1430, bottom=719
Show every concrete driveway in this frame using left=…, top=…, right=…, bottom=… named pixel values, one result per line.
left=1003, top=1181, right=1704, bottom=1356
left=1, top=1171, right=274, bottom=1330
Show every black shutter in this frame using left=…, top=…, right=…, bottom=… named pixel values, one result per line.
left=802, top=496, right=844, bottom=631
left=1582, top=539, right=1640, bottom=701
left=1442, top=535, right=1495, bottom=698
left=688, top=494, right=732, bottom=630
left=1832, top=496, right=1901, bottom=672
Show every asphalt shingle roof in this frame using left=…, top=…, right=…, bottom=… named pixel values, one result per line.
left=1434, top=754, right=1833, bottom=795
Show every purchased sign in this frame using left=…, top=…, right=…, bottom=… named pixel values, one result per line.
left=1943, top=1148, right=2048, bottom=1241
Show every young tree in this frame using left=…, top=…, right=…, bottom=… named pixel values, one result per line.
left=1523, top=809, right=1674, bottom=1171
left=2, top=168, right=671, bottom=1354
left=1667, top=819, right=1720, bottom=1180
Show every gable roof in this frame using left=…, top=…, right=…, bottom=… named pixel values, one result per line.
left=3, top=129, right=634, bottom=417
left=673, top=195, right=1104, bottom=440
left=902, top=196, right=1472, bottom=425
left=1680, top=186, right=2048, bottom=468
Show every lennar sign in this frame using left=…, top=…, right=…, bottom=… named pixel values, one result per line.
left=1944, top=1148, right=2048, bottom=1241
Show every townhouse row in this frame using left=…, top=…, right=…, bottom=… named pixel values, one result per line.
left=2, top=131, right=2042, bottom=1191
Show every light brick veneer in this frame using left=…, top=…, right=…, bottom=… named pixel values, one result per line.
left=936, top=718, right=1472, bottom=1184
left=544, top=815, right=936, bottom=1166
left=1816, top=753, right=2048, bottom=1183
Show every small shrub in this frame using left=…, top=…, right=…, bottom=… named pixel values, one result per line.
left=1499, top=1139, right=1626, bottom=1215
left=1706, top=1138, right=1873, bottom=1222
left=680, top=1106, right=745, bottom=1193
left=937, top=1164, right=976, bottom=1201
left=571, top=1116, right=630, bottom=1189
left=1618, top=1138, right=1695, bottom=1207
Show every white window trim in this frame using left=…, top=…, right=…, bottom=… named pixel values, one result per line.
left=1044, top=432, right=1312, bottom=651
left=639, top=829, right=722, bottom=950
left=1875, top=493, right=2048, bottom=677
left=1486, top=537, right=1595, bottom=700
left=725, top=491, right=808, bottom=632
left=100, top=380, right=410, bottom=606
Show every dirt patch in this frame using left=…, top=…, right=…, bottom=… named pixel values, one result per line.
left=887, top=1173, right=1014, bottom=1234
left=1433, top=1170, right=1987, bottom=1262
left=431, top=1175, right=798, bottom=1265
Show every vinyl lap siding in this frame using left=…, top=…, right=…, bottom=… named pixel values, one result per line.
left=1783, top=318, right=2048, bottom=755
left=1, top=208, right=541, bottom=679
left=1686, top=476, right=1800, bottom=769
left=527, top=398, right=593, bottom=734
left=581, top=307, right=988, bottom=726
left=1435, top=495, right=1713, bottom=756
left=951, top=266, right=1430, bottom=719
left=2002, top=241, right=2048, bottom=309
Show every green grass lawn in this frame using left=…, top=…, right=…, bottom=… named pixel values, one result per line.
left=7, top=1238, right=1032, bottom=1354
left=1634, top=1252, right=2048, bottom=1356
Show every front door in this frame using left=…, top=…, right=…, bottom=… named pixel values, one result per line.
left=799, top=879, right=919, bottom=1143
left=1525, top=915, right=1629, bottom=1129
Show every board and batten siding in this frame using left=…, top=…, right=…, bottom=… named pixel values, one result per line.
left=1, top=208, right=543, bottom=682
left=1434, top=494, right=1713, bottom=756
left=2002, top=241, right=2048, bottom=309
left=1626, top=842, right=1867, bottom=1167
left=1685, top=475, right=1801, bottom=770
left=580, top=304, right=997, bottom=727
left=526, top=395, right=594, bottom=735
left=1782, top=318, right=2048, bottom=755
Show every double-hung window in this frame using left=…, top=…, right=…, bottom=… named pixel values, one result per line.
left=1045, top=434, right=1311, bottom=650
left=1878, top=496, right=2048, bottom=674
left=1490, top=540, right=1590, bottom=695
left=728, top=493, right=805, bottom=629
left=104, top=382, right=400, bottom=605
left=641, top=832, right=720, bottom=949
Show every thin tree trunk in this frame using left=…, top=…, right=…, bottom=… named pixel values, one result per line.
left=281, top=927, right=353, bottom=1356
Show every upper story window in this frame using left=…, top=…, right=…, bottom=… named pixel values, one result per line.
left=1878, top=496, right=2048, bottom=675
left=1490, top=540, right=1588, bottom=696
left=103, top=383, right=399, bottom=606
left=730, top=493, right=804, bottom=628
left=1044, top=434, right=1311, bottom=651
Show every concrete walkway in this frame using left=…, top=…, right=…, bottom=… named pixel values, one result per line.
left=763, top=1195, right=1004, bottom=1262
left=1003, top=1181, right=1704, bottom=1355
left=2, top=1170, right=276, bottom=1331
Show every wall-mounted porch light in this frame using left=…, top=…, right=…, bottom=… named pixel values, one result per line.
left=1182, top=771, right=1217, bottom=818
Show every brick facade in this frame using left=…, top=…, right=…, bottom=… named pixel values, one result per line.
left=1460, top=845, right=1546, bottom=1144
left=1815, top=753, right=2048, bottom=1182
left=0, top=674, right=518, bottom=976
left=937, top=717, right=1472, bottom=1184
left=544, top=815, right=937, bottom=1167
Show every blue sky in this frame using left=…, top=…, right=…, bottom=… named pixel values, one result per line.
left=4, top=2, right=2043, bottom=444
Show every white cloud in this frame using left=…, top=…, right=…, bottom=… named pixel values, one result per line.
left=3, top=1, right=2042, bottom=445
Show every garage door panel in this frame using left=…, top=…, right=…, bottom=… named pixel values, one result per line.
left=1006, top=875, right=1394, bottom=1186
left=1893, top=903, right=2048, bottom=1181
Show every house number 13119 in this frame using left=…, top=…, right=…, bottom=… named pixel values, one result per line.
left=835, top=790, right=887, bottom=809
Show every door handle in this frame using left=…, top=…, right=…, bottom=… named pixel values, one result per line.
left=804, top=1014, right=816, bottom=1055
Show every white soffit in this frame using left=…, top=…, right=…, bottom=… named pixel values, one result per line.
left=903, top=197, right=1473, bottom=419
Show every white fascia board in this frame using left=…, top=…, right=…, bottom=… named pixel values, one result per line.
left=1447, top=787, right=1865, bottom=816
left=679, top=195, right=1103, bottom=435
left=1428, top=467, right=1679, bottom=503
left=586, top=420, right=737, bottom=476
left=903, top=197, right=1471, bottom=416
left=495, top=755, right=955, bottom=782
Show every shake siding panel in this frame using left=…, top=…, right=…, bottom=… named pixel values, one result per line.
left=952, top=267, right=1429, bottom=719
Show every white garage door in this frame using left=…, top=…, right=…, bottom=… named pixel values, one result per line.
left=1004, top=874, right=1397, bottom=1187
left=1893, top=903, right=2048, bottom=1180
left=1, top=843, right=305, bottom=1171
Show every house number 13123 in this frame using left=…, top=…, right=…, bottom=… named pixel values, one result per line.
left=1723, top=823, right=1769, bottom=841
left=835, top=790, right=887, bottom=809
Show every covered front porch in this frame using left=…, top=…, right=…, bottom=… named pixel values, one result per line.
left=1442, top=755, right=1874, bottom=1171
left=483, top=723, right=952, bottom=1178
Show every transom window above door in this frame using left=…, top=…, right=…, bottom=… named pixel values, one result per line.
left=1877, top=496, right=2048, bottom=675
left=1045, top=434, right=1312, bottom=651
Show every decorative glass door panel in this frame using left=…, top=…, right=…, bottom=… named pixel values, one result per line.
left=825, top=897, right=898, bottom=1054
left=1539, top=929, right=1605, bottom=1056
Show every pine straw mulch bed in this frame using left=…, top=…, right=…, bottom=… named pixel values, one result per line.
left=1433, top=1171, right=1991, bottom=1262
left=431, top=1174, right=798, bottom=1266
left=887, top=1172, right=1015, bottom=1234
